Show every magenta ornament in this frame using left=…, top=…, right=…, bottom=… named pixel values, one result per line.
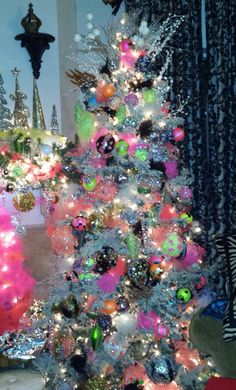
left=124, top=93, right=139, bottom=107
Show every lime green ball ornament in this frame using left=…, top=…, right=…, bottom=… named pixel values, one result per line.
left=115, top=139, right=129, bottom=156
left=162, top=232, right=184, bottom=257
left=82, top=176, right=97, bottom=192
left=180, top=213, right=193, bottom=224
left=177, top=288, right=192, bottom=303
left=135, top=148, right=148, bottom=161
left=143, top=89, right=157, bottom=104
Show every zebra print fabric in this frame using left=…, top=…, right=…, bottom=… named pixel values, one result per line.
left=215, top=234, right=236, bottom=341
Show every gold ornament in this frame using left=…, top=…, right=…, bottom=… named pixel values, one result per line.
left=13, top=191, right=36, bottom=212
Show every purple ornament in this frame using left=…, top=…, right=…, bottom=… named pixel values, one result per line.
left=124, top=93, right=139, bottom=107
left=72, top=216, right=87, bottom=230
left=178, top=187, right=193, bottom=200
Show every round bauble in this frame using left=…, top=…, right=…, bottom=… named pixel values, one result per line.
left=143, top=89, right=156, bottom=104
left=103, top=299, right=117, bottom=315
left=72, top=216, right=87, bottom=231
left=85, top=377, right=109, bottom=390
left=102, top=83, right=116, bottom=98
left=146, top=354, right=177, bottom=384
left=13, top=191, right=36, bottom=212
left=178, top=186, right=193, bottom=200
left=134, top=147, right=148, bottom=161
left=96, top=133, right=115, bottom=154
left=124, top=92, right=139, bottom=107
left=5, top=183, right=15, bottom=193
left=97, top=314, right=112, bottom=332
left=115, top=139, right=129, bottom=156
left=82, top=176, right=97, bottom=192
left=116, top=296, right=130, bottom=312
left=176, top=287, right=192, bottom=303
left=150, top=263, right=164, bottom=280
left=161, top=233, right=184, bottom=257
left=173, top=127, right=185, bottom=142
left=119, top=38, right=131, bottom=52
left=94, top=246, right=117, bottom=274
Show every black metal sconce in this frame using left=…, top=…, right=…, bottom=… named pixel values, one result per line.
left=15, top=3, right=55, bottom=79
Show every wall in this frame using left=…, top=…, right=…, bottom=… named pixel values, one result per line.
left=0, top=0, right=60, bottom=130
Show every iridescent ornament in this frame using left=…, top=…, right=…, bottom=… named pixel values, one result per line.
left=115, top=139, right=129, bottom=156
left=146, top=354, right=177, bottom=384
left=13, top=191, right=36, bottom=212
left=176, top=288, right=192, bottom=303
left=143, top=89, right=156, bottom=104
left=96, top=133, right=115, bottom=154
left=82, top=176, right=97, bottom=192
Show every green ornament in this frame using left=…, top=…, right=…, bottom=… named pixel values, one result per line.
left=12, top=166, right=24, bottom=177
left=74, top=102, right=84, bottom=123
left=76, top=111, right=96, bottom=145
left=86, top=257, right=95, bottom=267
left=162, top=232, right=184, bottom=257
left=82, top=176, right=97, bottom=192
left=143, top=89, right=157, bottom=104
left=115, top=105, right=126, bottom=124
left=125, top=233, right=138, bottom=258
left=78, top=272, right=94, bottom=281
left=177, top=287, right=192, bottom=303
left=137, top=186, right=151, bottom=195
left=135, top=148, right=148, bottom=161
left=115, top=139, right=129, bottom=156
left=85, top=377, right=109, bottom=390
left=90, top=324, right=103, bottom=351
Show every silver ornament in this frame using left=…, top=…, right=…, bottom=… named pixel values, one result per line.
left=146, top=354, right=177, bottom=384
left=15, top=225, right=27, bottom=237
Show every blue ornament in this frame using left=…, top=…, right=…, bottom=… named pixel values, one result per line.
left=88, top=95, right=97, bottom=108
left=136, top=55, right=152, bottom=73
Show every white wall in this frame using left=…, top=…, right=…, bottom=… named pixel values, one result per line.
left=0, top=0, right=60, bottom=130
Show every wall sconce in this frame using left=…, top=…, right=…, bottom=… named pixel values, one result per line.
left=15, top=3, right=55, bottom=79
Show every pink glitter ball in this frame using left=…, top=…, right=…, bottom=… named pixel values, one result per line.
left=119, top=39, right=131, bottom=52
left=178, top=187, right=193, bottom=200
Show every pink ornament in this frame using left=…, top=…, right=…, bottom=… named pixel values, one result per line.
left=119, top=39, right=131, bottom=52
left=173, top=127, right=185, bottom=142
left=120, top=52, right=137, bottom=68
left=164, top=161, right=179, bottom=179
left=159, top=204, right=178, bottom=222
left=124, top=92, right=139, bottom=106
left=72, top=216, right=87, bottom=230
left=137, top=310, right=160, bottom=330
left=178, top=187, right=193, bottom=200
left=96, top=273, right=120, bottom=293
left=154, top=323, right=169, bottom=339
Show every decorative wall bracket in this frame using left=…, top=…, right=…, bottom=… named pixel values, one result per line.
left=15, top=3, right=55, bottom=79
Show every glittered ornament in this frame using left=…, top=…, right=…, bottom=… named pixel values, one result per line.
left=178, top=187, right=193, bottom=200
left=124, top=93, right=139, bottom=107
left=97, top=314, right=112, bottom=332
left=115, top=139, right=129, bottom=156
left=94, top=246, right=117, bottom=274
left=135, top=147, right=148, bottom=161
left=162, top=233, right=184, bottom=257
left=116, top=296, right=130, bottom=312
left=13, top=191, right=36, bottom=212
left=176, top=287, right=192, bottom=303
left=96, top=133, right=115, bottom=154
left=60, top=295, right=79, bottom=318
left=82, top=176, right=97, bottom=192
left=85, top=377, right=109, bottom=390
left=128, top=259, right=148, bottom=285
left=146, top=354, right=177, bottom=384
left=143, top=89, right=156, bottom=104
left=72, top=216, right=87, bottom=231
left=5, top=183, right=15, bottom=193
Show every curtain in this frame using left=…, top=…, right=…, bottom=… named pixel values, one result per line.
left=123, top=0, right=236, bottom=260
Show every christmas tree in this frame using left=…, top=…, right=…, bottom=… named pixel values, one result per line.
left=10, top=68, right=30, bottom=128
left=0, top=73, right=12, bottom=130
left=5, top=14, right=218, bottom=390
